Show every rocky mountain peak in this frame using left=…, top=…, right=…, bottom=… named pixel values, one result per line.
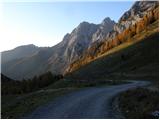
left=73, top=21, right=98, bottom=35
left=79, top=21, right=90, bottom=26
left=101, top=17, right=115, bottom=25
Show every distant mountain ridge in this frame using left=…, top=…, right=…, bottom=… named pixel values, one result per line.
left=2, top=44, right=40, bottom=64
left=1, top=17, right=115, bottom=80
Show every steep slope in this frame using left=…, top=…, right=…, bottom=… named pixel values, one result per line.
left=66, top=20, right=159, bottom=81
left=1, top=18, right=115, bottom=80
left=65, top=1, right=159, bottom=74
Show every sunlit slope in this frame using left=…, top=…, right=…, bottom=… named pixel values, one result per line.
left=66, top=20, right=159, bottom=81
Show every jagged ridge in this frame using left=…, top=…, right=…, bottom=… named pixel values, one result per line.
left=65, top=1, right=159, bottom=74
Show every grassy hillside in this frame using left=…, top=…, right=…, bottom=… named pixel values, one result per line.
left=66, top=21, right=159, bottom=84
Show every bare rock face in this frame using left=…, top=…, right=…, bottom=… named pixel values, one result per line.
left=63, top=22, right=99, bottom=60
left=117, top=1, right=158, bottom=31
left=92, top=17, right=115, bottom=43
left=120, top=1, right=158, bottom=22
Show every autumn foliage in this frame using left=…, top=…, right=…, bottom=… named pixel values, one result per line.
left=66, top=6, right=159, bottom=74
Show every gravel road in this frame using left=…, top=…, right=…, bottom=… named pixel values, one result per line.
left=24, top=80, right=149, bottom=119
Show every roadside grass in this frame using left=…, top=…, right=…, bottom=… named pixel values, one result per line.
left=118, top=87, right=159, bottom=119
left=1, top=88, right=78, bottom=119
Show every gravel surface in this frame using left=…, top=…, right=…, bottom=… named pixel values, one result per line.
left=24, top=81, right=149, bottom=119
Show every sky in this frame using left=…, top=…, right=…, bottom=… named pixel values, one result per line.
left=0, top=1, right=134, bottom=52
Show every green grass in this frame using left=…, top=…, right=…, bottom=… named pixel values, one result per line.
left=118, top=88, right=159, bottom=119
left=1, top=88, right=78, bottom=119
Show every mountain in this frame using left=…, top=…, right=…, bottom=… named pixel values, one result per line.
left=66, top=21, right=159, bottom=81
left=2, top=47, right=54, bottom=80
left=2, top=1, right=158, bottom=80
left=1, top=18, right=115, bottom=80
left=65, top=1, right=159, bottom=74
left=1, top=44, right=42, bottom=64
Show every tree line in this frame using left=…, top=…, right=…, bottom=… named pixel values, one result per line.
left=1, top=72, right=63, bottom=95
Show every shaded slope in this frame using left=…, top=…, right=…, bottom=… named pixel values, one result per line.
left=2, top=48, right=53, bottom=79
left=1, top=44, right=42, bottom=64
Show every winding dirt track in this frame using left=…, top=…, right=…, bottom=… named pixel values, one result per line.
left=24, top=81, right=149, bottom=119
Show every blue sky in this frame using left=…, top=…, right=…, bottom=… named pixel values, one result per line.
left=1, top=1, right=134, bottom=51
